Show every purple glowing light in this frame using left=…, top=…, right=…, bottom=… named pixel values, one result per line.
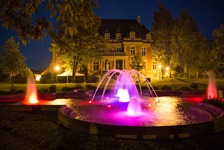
left=90, top=69, right=157, bottom=117
left=116, top=88, right=130, bottom=102
left=127, top=97, right=142, bottom=116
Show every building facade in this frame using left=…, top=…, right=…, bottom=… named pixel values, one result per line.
left=43, top=17, right=161, bottom=81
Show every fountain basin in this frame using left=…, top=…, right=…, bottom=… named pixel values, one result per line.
left=7, top=99, right=75, bottom=111
left=58, top=97, right=224, bottom=140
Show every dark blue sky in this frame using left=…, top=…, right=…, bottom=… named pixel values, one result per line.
left=0, top=0, right=224, bottom=70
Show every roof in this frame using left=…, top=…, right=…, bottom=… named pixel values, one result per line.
left=98, top=19, right=150, bottom=39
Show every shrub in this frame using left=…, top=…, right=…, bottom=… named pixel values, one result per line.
left=61, top=86, right=74, bottom=92
left=86, top=84, right=96, bottom=90
left=190, top=83, right=199, bottom=90
left=38, top=88, right=48, bottom=93
left=74, top=85, right=84, bottom=89
left=9, top=88, right=25, bottom=94
left=49, top=85, right=56, bottom=93
left=179, top=86, right=191, bottom=91
left=87, top=75, right=99, bottom=83
left=160, top=85, right=172, bottom=90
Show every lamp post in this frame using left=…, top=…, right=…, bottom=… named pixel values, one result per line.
left=165, top=66, right=170, bottom=78
left=158, top=65, right=162, bottom=80
left=55, top=65, right=60, bottom=83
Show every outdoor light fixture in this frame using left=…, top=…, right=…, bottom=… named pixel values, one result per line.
left=55, top=65, right=60, bottom=83
left=55, top=65, right=60, bottom=71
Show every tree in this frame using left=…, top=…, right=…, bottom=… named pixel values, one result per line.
left=130, top=52, right=145, bottom=71
left=0, top=37, right=27, bottom=87
left=211, top=24, right=224, bottom=76
left=172, top=9, right=205, bottom=78
left=151, top=2, right=175, bottom=77
left=0, top=0, right=106, bottom=82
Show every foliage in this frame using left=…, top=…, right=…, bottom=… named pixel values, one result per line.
left=151, top=3, right=215, bottom=78
left=85, top=84, right=96, bottom=90
left=211, top=24, right=224, bottom=76
left=61, top=86, right=74, bottom=92
left=74, top=84, right=84, bottom=89
left=151, top=2, right=175, bottom=71
left=49, top=85, right=57, bottom=93
left=172, top=10, right=206, bottom=78
left=40, top=73, right=54, bottom=83
left=0, top=37, right=27, bottom=87
left=0, top=0, right=106, bottom=82
left=179, top=86, right=191, bottom=91
left=190, top=83, right=199, bottom=90
left=160, top=85, right=172, bottom=90
left=130, top=52, right=145, bottom=71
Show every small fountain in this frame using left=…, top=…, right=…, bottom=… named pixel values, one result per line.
left=207, top=70, right=218, bottom=99
left=8, top=76, right=73, bottom=111
left=23, top=76, right=39, bottom=105
left=58, top=69, right=224, bottom=139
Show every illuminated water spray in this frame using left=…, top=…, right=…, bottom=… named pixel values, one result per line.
left=90, top=69, right=157, bottom=116
left=207, top=70, right=218, bottom=99
left=23, top=76, right=39, bottom=104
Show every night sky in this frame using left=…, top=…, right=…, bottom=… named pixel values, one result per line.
left=0, top=0, right=224, bottom=70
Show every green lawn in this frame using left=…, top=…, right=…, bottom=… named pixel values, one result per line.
left=0, top=77, right=224, bottom=93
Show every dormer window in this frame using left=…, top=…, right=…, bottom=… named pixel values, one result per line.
left=116, top=33, right=122, bottom=41
left=104, top=33, right=110, bottom=40
left=146, top=33, right=151, bottom=42
left=130, top=31, right=135, bottom=40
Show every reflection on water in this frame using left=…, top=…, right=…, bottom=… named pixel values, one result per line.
left=151, top=97, right=188, bottom=126
left=66, top=96, right=212, bottom=126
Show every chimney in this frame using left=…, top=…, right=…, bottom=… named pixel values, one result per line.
left=137, top=16, right=141, bottom=24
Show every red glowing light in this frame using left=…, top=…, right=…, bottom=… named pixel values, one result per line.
left=107, top=105, right=111, bottom=108
left=89, top=101, right=92, bottom=104
left=148, top=104, right=151, bottom=107
left=23, top=77, right=39, bottom=105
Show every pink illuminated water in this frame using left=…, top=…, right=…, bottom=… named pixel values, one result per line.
left=127, top=97, right=142, bottom=116
left=91, top=69, right=157, bottom=117
left=116, top=88, right=130, bottom=102
left=207, top=70, right=218, bottom=99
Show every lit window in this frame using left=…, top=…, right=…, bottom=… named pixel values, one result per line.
left=130, top=31, right=135, bottom=40
left=142, top=47, right=146, bottom=56
left=130, top=46, right=135, bottom=55
left=153, top=62, right=156, bottom=70
left=105, top=33, right=110, bottom=40
left=93, top=62, right=99, bottom=70
left=116, top=47, right=121, bottom=52
left=146, top=33, right=151, bottom=42
left=116, top=33, right=121, bottom=41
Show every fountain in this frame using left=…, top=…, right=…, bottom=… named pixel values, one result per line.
left=8, top=76, right=74, bottom=111
left=90, top=69, right=157, bottom=116
left=207, top=70, right=218, bottom=99
left=58, top=69, right=224, bottom=139
left=23, top=76, right=39, bottom=105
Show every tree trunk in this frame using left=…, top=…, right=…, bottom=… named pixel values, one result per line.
left=72, top=56, right=79, bottom=83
